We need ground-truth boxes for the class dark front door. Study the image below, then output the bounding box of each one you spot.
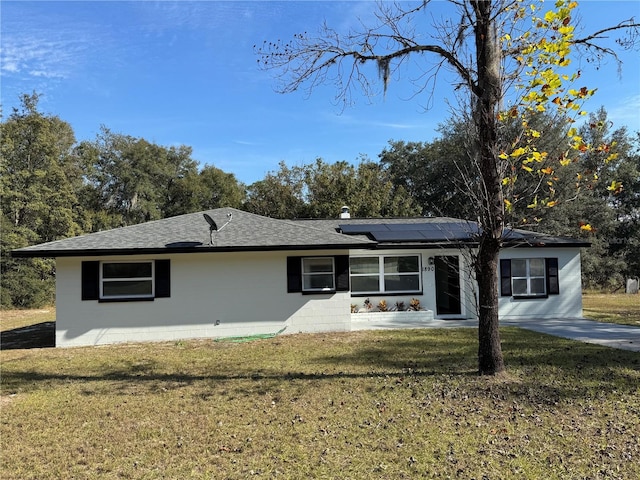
[435,256,461,315]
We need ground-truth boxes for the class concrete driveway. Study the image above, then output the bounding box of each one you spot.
[501,317,640,352]
[352,316,640,352]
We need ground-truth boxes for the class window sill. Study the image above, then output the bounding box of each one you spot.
[98,297,155,303]
[302,290,337,295]
[512,294,548,300]
[351,292,423,298]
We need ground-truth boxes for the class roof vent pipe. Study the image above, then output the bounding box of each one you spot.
[340,206,351,219]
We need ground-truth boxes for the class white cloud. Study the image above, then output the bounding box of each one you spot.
[608,94,640,131]
[2,23,85,80]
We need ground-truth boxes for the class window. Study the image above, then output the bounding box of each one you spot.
[302,257,335,292]
[101,261,154,299]
[500,258,559,298]
[350,255,421,294]
[511,258,545,296]
[286,256,349,294]
[81,260,171,302]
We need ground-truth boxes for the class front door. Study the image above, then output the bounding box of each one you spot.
[434,256,461,315]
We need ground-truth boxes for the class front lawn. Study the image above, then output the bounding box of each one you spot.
[0,307,55,331]
[2,328,639,479]
[583,293,640,326]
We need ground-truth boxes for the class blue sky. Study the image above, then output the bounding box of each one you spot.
[2,1,639,185]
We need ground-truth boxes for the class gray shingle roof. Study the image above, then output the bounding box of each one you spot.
[12,208,375,258]
[12,208,589,259]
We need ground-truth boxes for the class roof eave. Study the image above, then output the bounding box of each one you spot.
[11,242,378,258]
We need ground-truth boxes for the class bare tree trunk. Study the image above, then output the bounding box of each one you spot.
[472,0,505,375]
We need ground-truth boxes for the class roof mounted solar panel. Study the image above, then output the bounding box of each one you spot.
[502,228,531,240]
[339,224,390,234]
[383,223,434,231]
[371,230,426,242]
[339,221,482,242]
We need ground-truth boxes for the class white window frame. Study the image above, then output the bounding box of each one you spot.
[301,257,335,292]
[511,258,546,297]
[100,260,155,300]
[350,255,421,294]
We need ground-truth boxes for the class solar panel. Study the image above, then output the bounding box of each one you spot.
[339,224,390,234]
[502,228,531,240]
[371,230,426,242]
[383,223,435,231]
[340,221,482,242]
[435,223,478,239]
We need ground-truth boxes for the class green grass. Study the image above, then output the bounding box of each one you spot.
[2,328,639,479]
[0,307,55,331]
[583,293,640,326]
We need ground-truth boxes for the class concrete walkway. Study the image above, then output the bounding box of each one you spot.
[352,316,640,352]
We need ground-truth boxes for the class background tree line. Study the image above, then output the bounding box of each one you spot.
[2,93,638,308]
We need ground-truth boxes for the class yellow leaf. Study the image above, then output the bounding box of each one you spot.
[529,151,544,162]
[546,200,558,208]
[606,180,623,194]
[504,199,513,213]
[540,167,554,175]
[522,164,533,173]
[511,147,527,157]
[580,223,593,232]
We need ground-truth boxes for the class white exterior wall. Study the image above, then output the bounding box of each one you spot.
[55,250,351,347]
[54,246,584,347]
[498,247,583,319]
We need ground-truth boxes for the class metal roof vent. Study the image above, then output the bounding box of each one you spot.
[340,206,351,219]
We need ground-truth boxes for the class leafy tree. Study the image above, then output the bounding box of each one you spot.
[350,160,421,218]
[244,161,308,218]
[244,158,421,218]
[256,1,639,374]
[163,165,245,217]
[78,128,199,226]
[381,139,469,219]
[536,108,640,290]
[383,108,639,289]
[0,93,84,307]
[304,158,421,218]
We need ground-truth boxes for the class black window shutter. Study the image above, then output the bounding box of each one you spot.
[155,259,171,298]
[335,255,350,291]
[499,259,512,296]
[546,257,559,295]
[287,257,302,293]
[81,261,100,300]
